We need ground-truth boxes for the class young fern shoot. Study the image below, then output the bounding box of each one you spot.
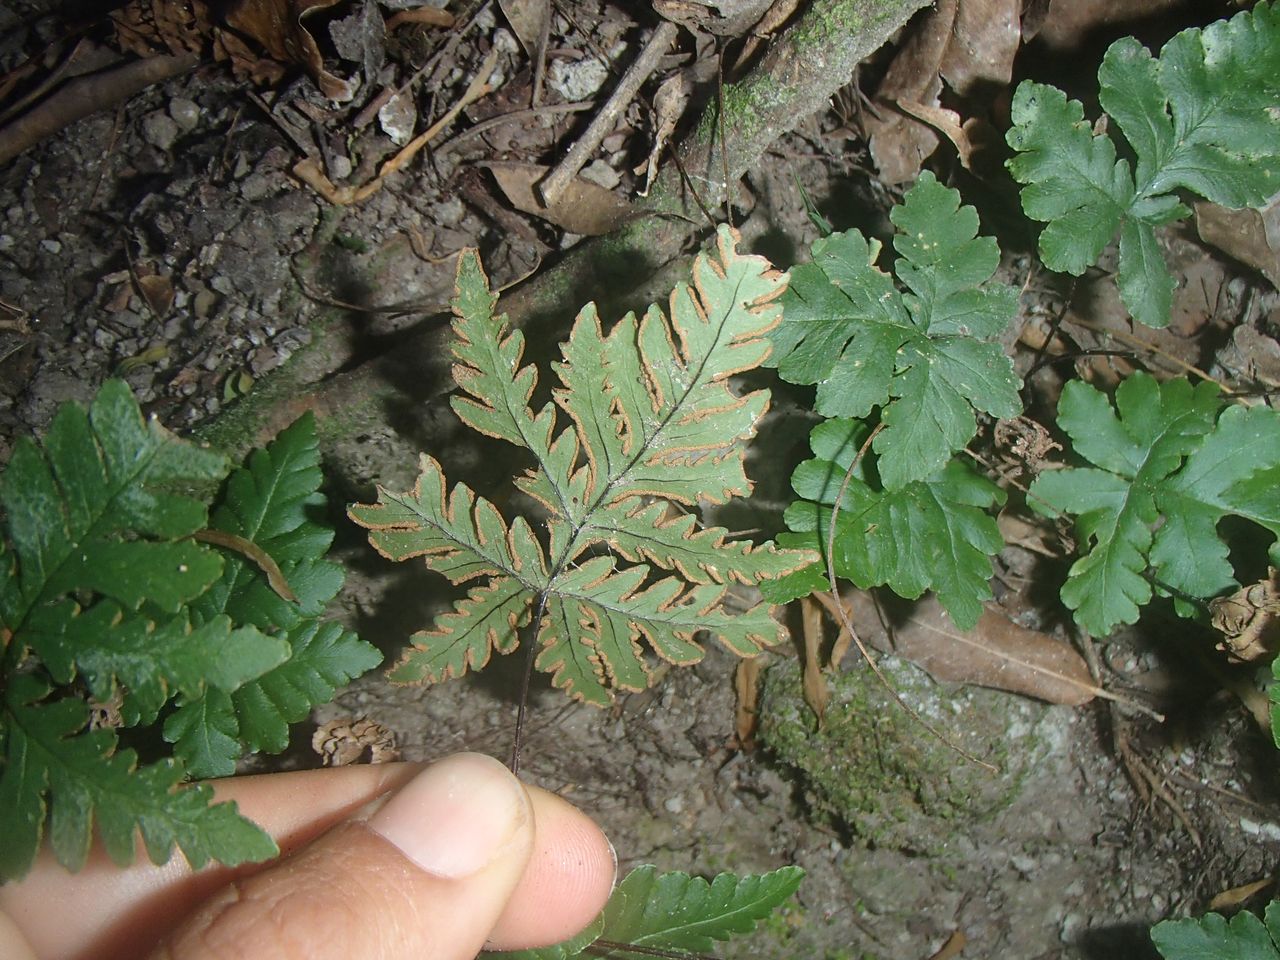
[349,226,813,725]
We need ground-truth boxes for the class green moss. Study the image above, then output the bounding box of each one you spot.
[759,656,1048,854]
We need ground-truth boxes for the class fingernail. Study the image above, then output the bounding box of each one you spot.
[368,753,528,879]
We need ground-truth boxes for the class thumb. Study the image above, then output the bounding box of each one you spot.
[153,753,534,960]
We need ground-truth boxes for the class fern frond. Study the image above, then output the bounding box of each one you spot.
[487,865,804,960]
[0,386,378,879]
[174,414,381,777]
[0,380,228,625]
[351,226,814,704]
[1,676,276,880]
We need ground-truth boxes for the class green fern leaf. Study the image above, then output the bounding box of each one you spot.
[1007,1,1280,327]
[0,384,375,878]
[0,676,276,879]
[487,865,804,960]
[194,413,347,628]
[1151,900,1280,959]
[765,172,1021,490]
[230,620,381,757]
[351,226,812,705]
[177,414,381,777]
[765,418,1006,629]
[0,379,228,624]
[163,688,242,780]
[1150,405,1280,600]
[1028,373,1279,636]
[28,602,288,727]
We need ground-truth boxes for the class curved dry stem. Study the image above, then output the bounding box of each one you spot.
[820,421,999,774]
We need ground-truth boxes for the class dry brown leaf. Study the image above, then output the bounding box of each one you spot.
[886,596,1099,705]
[1210,569,1280,663]
[136,272,174,317]
[1207,877,1275,912]
[1215,322,1280,393]
[926,930,967,960]
[1033,0,1183,52]
[221,0,353,101]
[734,656,764,748]
[1195,195,1280,289]
[864,0,1021,181]
[312,715,399,766]
[498,0,550,59]
[864,0,953,183]
[800,595,830,724]
[113,0,212,57]
[653,0,775,37]
[938,0,1020,96]
[637,71,688,197]
[486,161,633,235]
[894,98,974,170]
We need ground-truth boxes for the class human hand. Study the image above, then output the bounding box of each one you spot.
[0,753,617,960]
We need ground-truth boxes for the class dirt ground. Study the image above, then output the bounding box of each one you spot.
[2,1,1279,958]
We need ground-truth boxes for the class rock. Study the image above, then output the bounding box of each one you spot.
[142,110,180,151]
[758,656,1054,854]
[548,56,609,101]
[168,97,200,132]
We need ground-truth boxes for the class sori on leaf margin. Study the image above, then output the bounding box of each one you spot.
[349,225,816,707]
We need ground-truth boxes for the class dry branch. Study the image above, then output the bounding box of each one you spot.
[0,52,198,166]
[202,0,932,466]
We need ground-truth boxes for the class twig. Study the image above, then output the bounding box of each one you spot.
[1078,633,1201,847]
[293,47,499,205]
[0,51,199,165]
[435,100,593,155]
[1066,314,1238,397]
[385,7,455,29]
[538,20,678,204]
[531,0,551,108]
[818,423,999,772]
[1023,269,1075,380]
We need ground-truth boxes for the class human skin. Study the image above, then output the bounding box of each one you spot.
[0,755,617,960]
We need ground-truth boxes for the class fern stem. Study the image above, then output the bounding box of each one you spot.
[587,939,721,960]
[820,421,999,774]
[509,588,552,776]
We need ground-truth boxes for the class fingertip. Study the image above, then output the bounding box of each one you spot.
[488,788,618,951]
[154,754,537,960]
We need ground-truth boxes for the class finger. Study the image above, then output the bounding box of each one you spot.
[489,785,616,951]
[155,752,529,960]
[1,758,614,960]
[1,764,420,960]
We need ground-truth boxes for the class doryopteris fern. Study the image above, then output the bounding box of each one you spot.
[764,172,1022,492]
[1007,0,1280,328]
[349,225,812,707]
[758,174,1018,628]
[0,382,379,881]
[1151,900,1280,959]
[488,864,804,960]
[1030,373,1280,637]
[763,418,1007,631]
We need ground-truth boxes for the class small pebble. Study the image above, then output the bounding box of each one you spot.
[168,97,199,132]
[579,160,620,190]
[548,57,608,101]
[142,110,180,151]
